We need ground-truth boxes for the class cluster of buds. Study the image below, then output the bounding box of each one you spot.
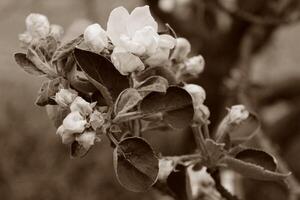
[55,89,104,149]
[19,13,63,48]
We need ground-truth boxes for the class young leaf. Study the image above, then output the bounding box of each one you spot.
[220,156,290,182]
[135,66,177,85]
[140,86,194,129]
[113,137,159,192]
[73,48,129,102]
[235,149,277,172]
[114,88,142,116]
[51,34,83,63]
[136,76,169,97]
[35,77,67,106]
[204,139,225,168]
[14,53,45,76]
[70,141,91,158]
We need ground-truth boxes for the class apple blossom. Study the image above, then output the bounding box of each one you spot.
[157,158,175,182]
[84,23,108,53]
[227,105,249,124]
[75,131,99,150]
[55,88,78,107]
[171,37,191,61]
[158,0,176,13]
[183,84,206,107]
[111,46,145,75]
[184,55,205,76]
[60,111,87,135]
[25,13,50,38]
[49,24,64,40]
[70,96,94,116]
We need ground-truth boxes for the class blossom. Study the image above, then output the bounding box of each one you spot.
[227,105,249,124]
[158,158,175,182]
[111,46,145,75]
[49,24,64,40]
[158,0,176,13]
[171,37,191,61]
[25,13,50,38]
[55,88,78,107]
[70,97,94,116]
[184,55,205,76]
[75,131,99,150]
[89,110,105,130]
[183,84,206,107]
[61,111,87,135]
[84,23,108,53]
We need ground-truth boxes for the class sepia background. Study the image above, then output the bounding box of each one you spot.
[1,0,300,199]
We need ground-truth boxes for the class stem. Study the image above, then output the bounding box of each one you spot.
[113,111,145,123]
[132,119,141,137]
[203,123,210,139]
[107,132,119,146]
[191,124,209,159]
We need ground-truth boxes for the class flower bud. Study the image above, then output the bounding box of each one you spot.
[89,110,105,130]
[25,13,50,38]
[55,88,78,107]
[84,23,108,53]
[171,37,191,61]
[56,125,75,144]
[183,84,206,107]
[111,47,145,75]
[62,111,87,135]
[70,97,94,116]
[18,32,33,48]
[193,104,210,123]
[158,0,176,13]
[75,131,99,150]
[227,105,249,124]
[184,55,205,76]
[158,158,175,182]
[50,24,64,40]
[145,48,170,66]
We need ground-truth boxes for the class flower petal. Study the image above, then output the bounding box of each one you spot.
[158,34,175,49]
[107,6,130,46]
[127,5,158,36]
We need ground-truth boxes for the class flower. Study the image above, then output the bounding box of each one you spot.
[227,105,249,124]
[61,111,87,135]
[171,37,191,61]
[89,110,105,130]
[158,158,175,182]
[70,97,94,116]
[84,23,108,53]
[25,13,50,38]
[75,131,100,150]
[49,24,64,40]
[183,84,206,107]
[158,0,176,13]
[111,46,145,75]
[55,88,78,107]
[184,55,205,76]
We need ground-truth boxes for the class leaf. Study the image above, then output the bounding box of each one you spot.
[27,47,57,78]
[235,149,277,172]
[37,36,58,61]
[74,48,129,104]
[215,113,260,146]
[51,34,83,63]
[113,137,159,192]
[204,139,225,167]
[14,53,45,76]
[136,76,169,97]
[140,86,194,129]
[135,66,177,85]
[114,88,142,116]
[70,141,91,158]
[35,77,67,106]
[220,156,290,182]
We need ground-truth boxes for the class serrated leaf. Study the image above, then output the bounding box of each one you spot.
[220,156,289,181]
[204,139,225,167]
[70,141,91,158]
[136,76,168,97]
[140,86,194,129]
[14,53,45,76]
[235,149,277,171]
[52,35,83,63]
[113,137,159,192]
[114,88,142,116]
[135,66,177,85]
[216,113,260,146]
[74,48,129,105]
[35,77,67,106]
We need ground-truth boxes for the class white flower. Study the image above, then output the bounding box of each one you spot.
[184,55,205,76]
[171,37,191,61]
[89,110,105,130]
[49,24,64,40]
[25,13,50,38]
[107,6,159,56]
[158,158,175,182]
[159,0,176,13]
[183,84,206,107]
[111,46,145,75]
[193,104,210,123]
[55,88,78,107]
[70,97,94,116]
[75,131,99,150]
[227,105,249,124]
[84,23,108,53]
[62,111,87,135]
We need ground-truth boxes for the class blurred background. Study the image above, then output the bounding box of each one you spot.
[1,0,300,199]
